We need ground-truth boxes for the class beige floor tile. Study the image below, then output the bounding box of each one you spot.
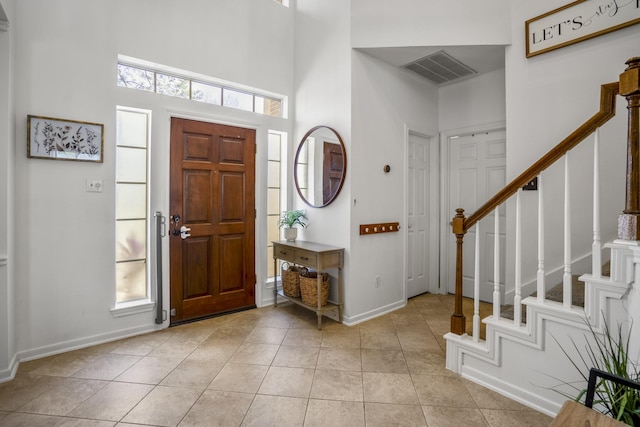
[17,377,107,416]
[397,330,441,352]
[310,369,363,401]
[403,350,452,376]
[321,328,361,348]
[362,372,419,405]
[272,345,319,369]
[422,406,489,427]
[207,324,255,341]
[55,418,116,426]
[146,337,202,359]
[67,381,153,421]
[179,390,253,427]
[0,374,59,411]
[70,354,141,381]
[109,333,172,356]
[0,412,63,426]
[304,399,365,427]
[360,329,401,350]
[115,356,182,384]
[282,328,323,347]
[27,351,103,377]
[160,358,223,389]
[481,409,553,426]
[258,366,314,398]
[412,374,477,407]
[241,394,307,427]
[464,379,531,410]
[365,402,427,426]
[361,349,408,374]
[316,347,362,371]
[229,343,279,365]
[188,338,241,363]
[243,327,287,344]
[254,310,295,329]
[121,385,202,426]
[208,363,268,393]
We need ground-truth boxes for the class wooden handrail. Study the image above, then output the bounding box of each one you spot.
[449,80,619,336]
[464,81,619,232]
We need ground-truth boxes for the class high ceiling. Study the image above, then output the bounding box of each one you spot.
[358,45,506,86]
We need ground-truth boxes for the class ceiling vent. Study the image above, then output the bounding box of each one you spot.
[403,50,477,85]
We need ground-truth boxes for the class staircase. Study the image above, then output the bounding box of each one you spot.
[444,57,640,417]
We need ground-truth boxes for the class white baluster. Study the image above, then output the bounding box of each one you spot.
[514,190,522,326]
[537,174,545,303]
[473,222,481,342]
[563,153,573,309]
[592,129,602,278]
[493,207,501,319]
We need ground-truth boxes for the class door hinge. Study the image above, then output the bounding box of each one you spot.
[170,308,176,316]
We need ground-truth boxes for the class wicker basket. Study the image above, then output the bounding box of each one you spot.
[281,263,301,298]
[299,271,329,307]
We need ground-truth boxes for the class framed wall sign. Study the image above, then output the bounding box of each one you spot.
[526,0,640,58]
[27,115,104,162]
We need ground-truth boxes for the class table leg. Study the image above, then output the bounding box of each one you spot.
[273,257,278,307]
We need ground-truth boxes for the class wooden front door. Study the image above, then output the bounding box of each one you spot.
[169,118,256,324]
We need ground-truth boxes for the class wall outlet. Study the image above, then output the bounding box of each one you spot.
[375,275,381,288]
[86,179,103,192]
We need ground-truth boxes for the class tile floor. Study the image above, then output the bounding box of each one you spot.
[0,293,553,426]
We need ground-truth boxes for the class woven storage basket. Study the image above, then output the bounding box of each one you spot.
[299,271,329,307]
[281,263,301,298]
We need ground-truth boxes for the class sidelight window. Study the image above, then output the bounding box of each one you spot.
[267,130,286,279]
[115,107,151,306]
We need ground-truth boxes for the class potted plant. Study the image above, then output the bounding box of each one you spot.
[553,317,640,425]
[279,210,308,242]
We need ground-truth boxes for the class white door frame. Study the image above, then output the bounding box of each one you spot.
[439,121,506,296]
[404,125,440,298]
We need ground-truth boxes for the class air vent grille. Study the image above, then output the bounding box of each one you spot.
[403,50,477,84]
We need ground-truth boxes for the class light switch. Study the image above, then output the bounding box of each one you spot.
[86,179,103,193]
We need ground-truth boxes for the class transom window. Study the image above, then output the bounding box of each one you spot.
[117,60,285,118]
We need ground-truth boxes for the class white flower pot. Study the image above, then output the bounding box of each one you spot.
[283,228,298,242]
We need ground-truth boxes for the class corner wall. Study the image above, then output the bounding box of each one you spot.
[0,0,16,380]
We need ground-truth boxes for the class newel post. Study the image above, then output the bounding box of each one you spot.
[451,208,467,335]
[619,57,640,240]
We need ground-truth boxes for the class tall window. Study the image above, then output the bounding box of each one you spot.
[267,131,285,279]
[115,107,151,304]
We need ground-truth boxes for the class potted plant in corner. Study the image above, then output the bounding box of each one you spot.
[279,209,308,242]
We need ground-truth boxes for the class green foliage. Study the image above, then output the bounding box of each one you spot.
[278,210,308,229]
[554,317,640,425]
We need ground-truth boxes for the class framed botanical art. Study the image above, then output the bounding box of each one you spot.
[27,115,104,163]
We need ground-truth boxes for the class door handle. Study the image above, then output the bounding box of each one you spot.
[180,225,191,239]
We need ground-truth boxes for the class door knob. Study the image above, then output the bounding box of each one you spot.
[180,225,191,240]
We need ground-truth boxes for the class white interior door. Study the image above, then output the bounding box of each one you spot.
[407,132,432,298]
[447,129,506,301]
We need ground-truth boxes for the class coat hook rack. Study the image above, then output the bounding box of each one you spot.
[360,222,400,235]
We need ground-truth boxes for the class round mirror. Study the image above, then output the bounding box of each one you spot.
[294,126,347,208]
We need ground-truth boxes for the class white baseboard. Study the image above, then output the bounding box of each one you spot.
[341,299,406,326]
[0,323,162,383]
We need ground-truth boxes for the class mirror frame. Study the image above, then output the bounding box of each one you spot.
[294,125,347,208]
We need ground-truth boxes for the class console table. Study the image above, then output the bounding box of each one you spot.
[272,240,344,329]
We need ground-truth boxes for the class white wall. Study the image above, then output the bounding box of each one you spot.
[351,0,511,48]
[9,0,293,374]
[438,68,506,132]
[0,0,16,380]
[292,0,352,306]
[348,51,439,321]
[504,2,635,292]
